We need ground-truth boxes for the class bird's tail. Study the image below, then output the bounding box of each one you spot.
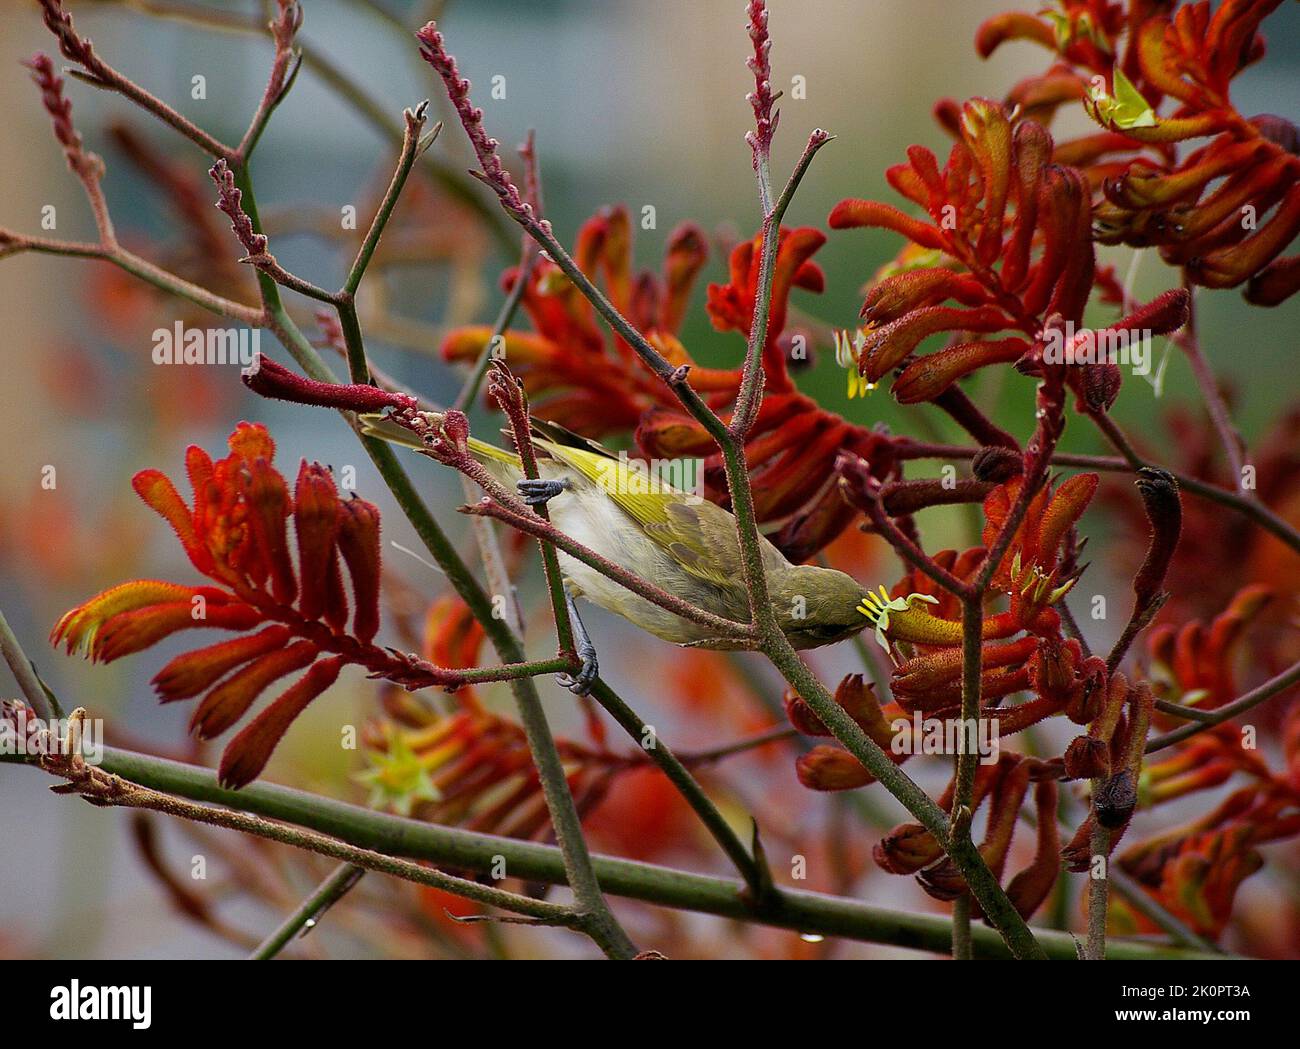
[358,411,522,472]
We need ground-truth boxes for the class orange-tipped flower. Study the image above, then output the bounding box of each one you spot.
[50,423,412,788]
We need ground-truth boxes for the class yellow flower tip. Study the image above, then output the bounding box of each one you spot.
[1047,574,1080,605]
[1014,563,1080,607]
[50,580,205,662]
[846,370,876,400]
[857,589,943,652]
[837,328,879,400]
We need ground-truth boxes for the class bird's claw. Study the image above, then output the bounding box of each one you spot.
[517,477,570,506]
[558,586,598,695]
[557,654,597,696]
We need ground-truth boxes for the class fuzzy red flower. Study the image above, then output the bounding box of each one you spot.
[979,0,1300,302]
[831,96,1189,410]
[51,423,457,789]
[442,206,723,435]
[443,207,900,560]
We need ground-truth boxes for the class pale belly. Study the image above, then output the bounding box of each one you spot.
[479,456,736,645]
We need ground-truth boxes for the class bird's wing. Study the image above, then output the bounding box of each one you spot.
[361,412,743,587]
[528,417,620,460]
[537,438,740,588]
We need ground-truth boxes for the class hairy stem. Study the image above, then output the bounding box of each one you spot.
[42,753,580,928]
[1085,813,1109,960]
[760,633,1047,958]
[463,499,756,640]
[587,678,766,899]
[950,596,984,958]
[238,172,638,958]
[251,862,365,960]
[0,608,54,721]
[896,439,1300,557]
[1178,283,1248,492]
[10,744,1217,958]
[730,129,832,439]
[1145,657,1300,753]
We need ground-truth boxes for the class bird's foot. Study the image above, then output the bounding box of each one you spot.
[517,477,571,507]
[557,588,598,695]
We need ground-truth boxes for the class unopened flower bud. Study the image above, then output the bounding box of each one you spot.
[873,822,943,874]
[242,354,417,413]
[783,690,830,737]
[795,745,872,791]
[834,452,882,511]
[972,445,1024,482]
[1081,361,1122,413]
[1064,734,1110,780]
[1132,466,1182,608]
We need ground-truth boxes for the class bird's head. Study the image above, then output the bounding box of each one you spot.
[773,564,873,650]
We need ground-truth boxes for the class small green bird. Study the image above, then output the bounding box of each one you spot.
[363,411,869,692]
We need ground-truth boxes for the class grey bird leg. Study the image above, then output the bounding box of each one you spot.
[516,476,571,506]
[557,585,598,696]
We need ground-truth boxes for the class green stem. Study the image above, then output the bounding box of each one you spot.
[344,106,435,296]
[1145,657,1300,753]
[452,657,575,683]
[251,862,365,960]
[679,726,797,765]
[238,174,637,958]
[336,299,373,385]
[100,0,518,252]
[953,600,985,816]
[950,597,985,959]
[1178,284,1248,492]
[452,251,535,412]
[63,60,232,159]
[730,130,831,438]
[464,120,1044,959]
[354,396,634,958]
[491,379,577,657]
[1086,812,1109,960]
[897,439,1300,558]
[0,234,264,326]
[587,678,765,899]
[951,895,973,961]
[1028,797,1224,954]
[1107,862,1222,955]
[0,607,53,721]
[761,633,1047,959]
[465,499,755,639]
[266,328,637,956]
[718,441,779,633]
[43,758,579,930]
[23,745,1218,959]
